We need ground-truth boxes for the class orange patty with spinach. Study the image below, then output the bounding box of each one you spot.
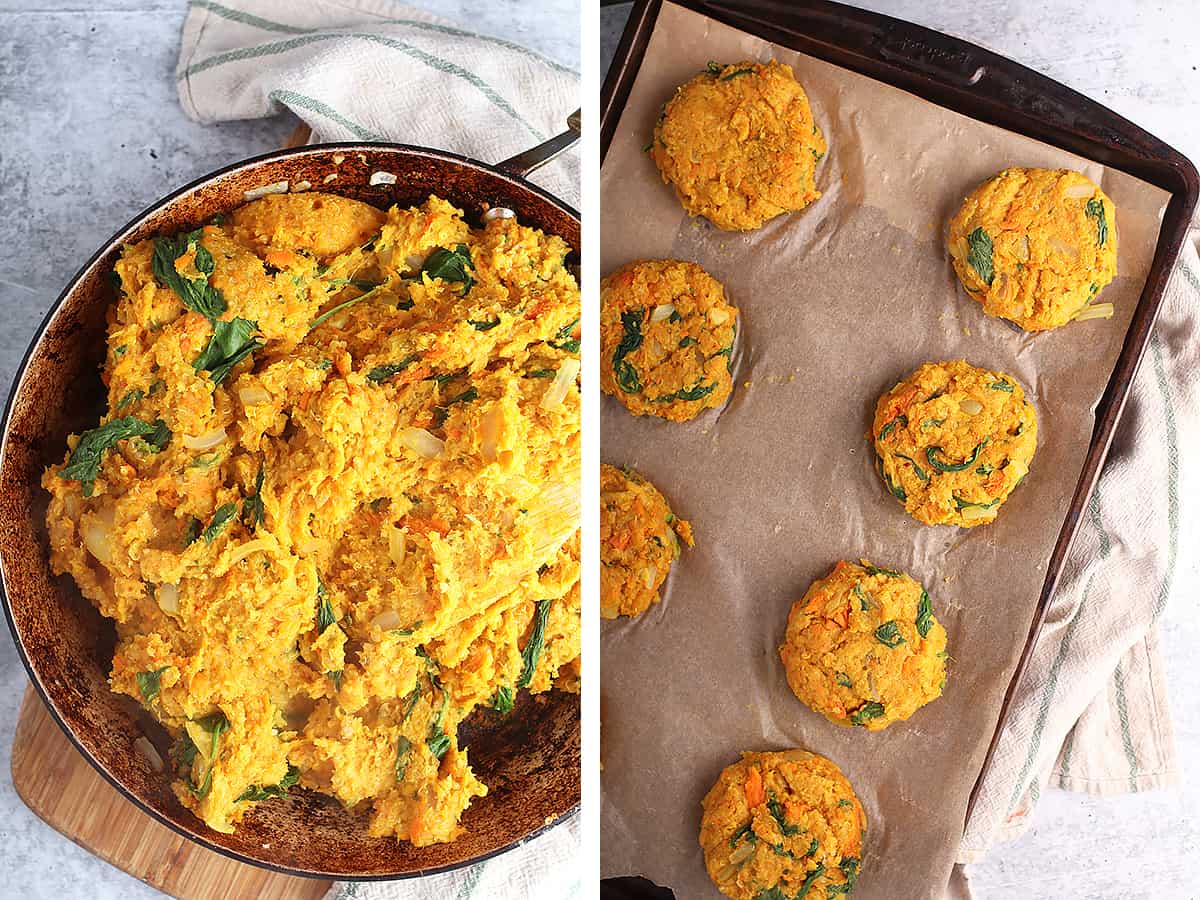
[779,560,947,731]
[600,259,737,422]
[650,60,827,231]
[600,463,693,618]
[699,749,865,900]
[948,167,1117,331]
[872,360,1037,527]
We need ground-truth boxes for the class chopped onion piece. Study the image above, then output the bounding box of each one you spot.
[1047,235,1078,258]
[238,386,271,406]
[399,427,444,458]
[323,173,338,184]
[708,307,730,325]
[404,254,426,271]
[157,583,180,615]
[83,510,114,565]
[479,405,505,463]
[332,153,346,164]
[650,303,676,323]
[243,180,289,201]
[388,526,407,567]
[228,539,272,565]
[961,505,996,521]
[134,736,164,772]
[1065,183,1095,199]
[291,180,312,192]
[369,171,397,186]
[371,609,403,630]
[299,538,325,555]
[995,272,1013,301]
[185,721,215,762]
[540,357,581,410]
[1073,302,1115,322]
[642,566,657,589]
[183,427,227,450]
[1015,234,1030,261]
[483,207,515,222]
[959,398,984,415]
[729,840,756,865]
[715,863,739,883]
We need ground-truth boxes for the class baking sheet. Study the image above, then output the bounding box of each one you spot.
[599,3,1171,898]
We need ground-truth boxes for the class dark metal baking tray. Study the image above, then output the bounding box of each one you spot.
[600,0,1198,895]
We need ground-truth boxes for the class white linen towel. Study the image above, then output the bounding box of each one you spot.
[954,225,1200,891]
[177,0,579,206]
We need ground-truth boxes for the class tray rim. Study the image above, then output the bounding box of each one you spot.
[600,0,1199,883]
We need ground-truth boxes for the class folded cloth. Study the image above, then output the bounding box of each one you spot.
[174,3,580,898]
[176,0,579,207]
[955,225,1200,885]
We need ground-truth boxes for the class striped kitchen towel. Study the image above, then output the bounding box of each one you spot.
[174,3,580,899]
[953,224,1200,884]
[176,0,579,207]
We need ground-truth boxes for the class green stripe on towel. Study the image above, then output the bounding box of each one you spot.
[454,859,488,899]
[1111,660,1141,790]
[189,0,308,33]
[1150,331,1180,624]
[188,0,575,74]
[266,89,383,140]
[181,32,545,140]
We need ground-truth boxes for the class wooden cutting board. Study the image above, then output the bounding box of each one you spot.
[11,686,332,899]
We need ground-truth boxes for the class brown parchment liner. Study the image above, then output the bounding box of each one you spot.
[599,3,1170,899]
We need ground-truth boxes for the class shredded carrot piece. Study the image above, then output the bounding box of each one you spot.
[983,470,1006,494]
[409,816,426,842]
[403,517,451,538]
[744,767,765,808]
[883,385,919,423]
[525,299,554,319]
[265,249,298,268]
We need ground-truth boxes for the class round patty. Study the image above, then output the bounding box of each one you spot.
[779,559,948,731]
[872,360,1038,527]
[650,60,827,231]
[600,260,738,422]
[948,167,1118,331]
[699,749,866,900]
[600,464,694,618]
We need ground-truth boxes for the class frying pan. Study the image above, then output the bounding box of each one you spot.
[0,127,580,879]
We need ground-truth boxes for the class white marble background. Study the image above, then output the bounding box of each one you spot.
[0,1,576,897]
[602,2,1200,899]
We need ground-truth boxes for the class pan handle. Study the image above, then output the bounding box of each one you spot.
[497,109,581,179]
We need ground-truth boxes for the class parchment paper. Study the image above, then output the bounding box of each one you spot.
[599,4,1171,899]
